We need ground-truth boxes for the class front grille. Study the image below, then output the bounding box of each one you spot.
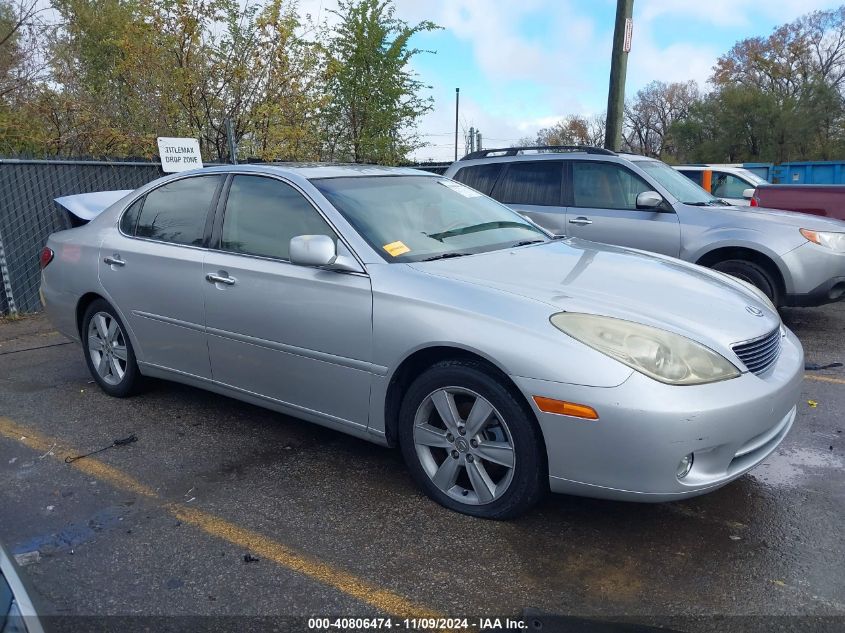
[731,327,782,375]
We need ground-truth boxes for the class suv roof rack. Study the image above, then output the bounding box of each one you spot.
[460,145,617,160]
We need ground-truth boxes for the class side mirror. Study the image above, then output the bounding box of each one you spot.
[742,188,755,199]
[289,235,362,273]
[636,191,663,209]
[290,234,336,267]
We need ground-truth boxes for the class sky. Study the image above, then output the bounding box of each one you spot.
[296,0,844,162]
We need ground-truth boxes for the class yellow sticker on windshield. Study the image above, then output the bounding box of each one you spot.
[383,240,411,257]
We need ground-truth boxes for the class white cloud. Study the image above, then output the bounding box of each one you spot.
[400,0,605,160]
[626,25,719,92]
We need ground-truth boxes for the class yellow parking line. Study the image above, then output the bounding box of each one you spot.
[169,504,438,618]
[0,417,156,498]
[805,374,845,385]
[0,416,441,619]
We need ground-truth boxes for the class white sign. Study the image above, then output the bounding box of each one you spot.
[623,18,633,53]
[157,137,203,173]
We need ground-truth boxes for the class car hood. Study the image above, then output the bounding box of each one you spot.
[694,203,845,231]
[409,239,781,354]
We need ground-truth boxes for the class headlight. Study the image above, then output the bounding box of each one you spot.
[731,277,778,313]
[800,228,845,252]
[550,313,741,385]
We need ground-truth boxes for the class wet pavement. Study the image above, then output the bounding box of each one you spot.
[0,307,843,632]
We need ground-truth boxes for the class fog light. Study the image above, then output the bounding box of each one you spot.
[677,453,694,479]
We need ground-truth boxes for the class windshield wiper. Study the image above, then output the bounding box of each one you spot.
[421,252,473,262]
[683,200,728,207]
[511,239,545,247]
[427,221,533,241]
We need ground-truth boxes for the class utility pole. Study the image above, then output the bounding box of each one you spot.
[604,0,634,152]
[454,88,460,161]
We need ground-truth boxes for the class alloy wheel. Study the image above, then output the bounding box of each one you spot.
[413,387,516,505]
[87,311,128,386]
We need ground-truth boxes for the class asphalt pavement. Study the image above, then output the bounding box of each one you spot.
[0,306,843,633]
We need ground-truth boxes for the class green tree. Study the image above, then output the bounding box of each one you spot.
[0,0,50,155]
[322,0,439,164]
[10,0,328,160]
[665,5,845,164]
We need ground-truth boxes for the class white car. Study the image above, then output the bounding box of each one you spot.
[674,165,768,206]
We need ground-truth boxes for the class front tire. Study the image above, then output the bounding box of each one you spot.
[398,360,546,519]
[712,259,780,306]
[82,299,143,397]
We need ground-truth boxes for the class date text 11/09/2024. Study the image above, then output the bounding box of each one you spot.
[307,618,528,630]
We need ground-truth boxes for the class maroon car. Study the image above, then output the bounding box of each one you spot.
[751,184,845,221]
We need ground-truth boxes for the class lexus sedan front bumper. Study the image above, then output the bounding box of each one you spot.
[513,327,804,501]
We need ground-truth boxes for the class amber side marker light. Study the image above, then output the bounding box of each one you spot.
[533,396,599,420]
[800,228,822,244]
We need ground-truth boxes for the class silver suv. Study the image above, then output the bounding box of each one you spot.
[444,146,845,307]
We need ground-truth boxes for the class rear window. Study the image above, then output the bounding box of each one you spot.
[451,164,504,195]
[119,197,144,235]
[492,161,562,206]
[136,175,222,246]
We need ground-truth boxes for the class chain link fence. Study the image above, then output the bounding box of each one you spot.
[0,159,165,314]
[0,158,454,315]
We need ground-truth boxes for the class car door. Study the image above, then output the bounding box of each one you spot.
[490,161,566,234]
[565,160,681,257]
[100,174,224,379]
[203,174,373,429]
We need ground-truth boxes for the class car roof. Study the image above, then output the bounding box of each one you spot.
[453,152,632,167]
[448,148,658,169]
[196,163,434,180]
[673,164,746,170]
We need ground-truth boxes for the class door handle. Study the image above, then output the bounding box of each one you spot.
[569,217,593,226]
[103,255,125,266]
[206,273,236,286]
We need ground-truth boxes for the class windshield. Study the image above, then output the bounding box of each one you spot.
[635,160,721,205]
[311,176,549,262]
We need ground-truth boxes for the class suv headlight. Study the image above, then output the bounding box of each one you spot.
[551,313,741,385]
[800,228,845,252]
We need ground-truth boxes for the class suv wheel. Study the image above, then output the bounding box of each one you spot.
[712,259,780,306]
[398,360,546,519]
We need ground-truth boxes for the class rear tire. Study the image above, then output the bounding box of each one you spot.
[82,299,143,397]
[398,360,546,519]
[712,259,780,306]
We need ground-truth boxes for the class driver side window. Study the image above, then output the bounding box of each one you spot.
[220,175,337,261]
[711,172,750,199]
[571,162,652,210]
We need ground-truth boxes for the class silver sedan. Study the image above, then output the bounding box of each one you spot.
[40,165,803,518]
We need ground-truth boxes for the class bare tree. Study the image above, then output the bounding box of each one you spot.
[0,0,49,100]
[623,80,700,158]
[795,7,845,90]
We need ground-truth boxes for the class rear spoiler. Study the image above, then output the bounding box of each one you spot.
[54,190,134,221]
